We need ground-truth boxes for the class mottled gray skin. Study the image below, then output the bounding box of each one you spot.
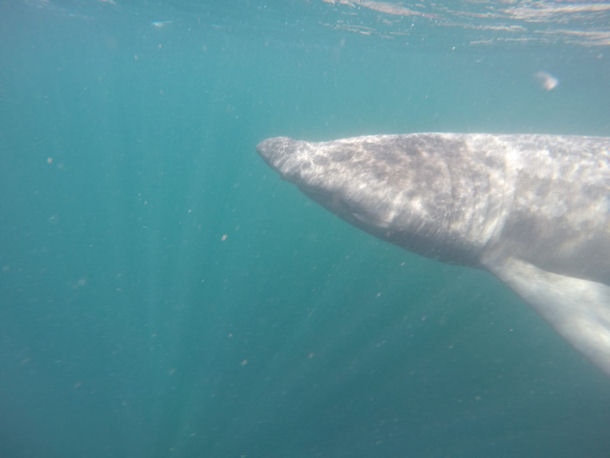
[258,134,609,285]
[257,133,610,375]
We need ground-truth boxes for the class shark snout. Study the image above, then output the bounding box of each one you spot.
[256,137,291,161]
[256,138,275,161]
[256,137,301,176]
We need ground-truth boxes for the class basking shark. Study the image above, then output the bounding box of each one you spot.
[257,133,610,376]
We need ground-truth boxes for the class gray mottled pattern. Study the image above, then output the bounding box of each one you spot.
[258,133,609,283]
[257,132,610,376]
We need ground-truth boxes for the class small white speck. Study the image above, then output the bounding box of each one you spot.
[534,71,559,91]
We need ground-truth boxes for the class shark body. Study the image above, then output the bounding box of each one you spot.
[257,133,610,376]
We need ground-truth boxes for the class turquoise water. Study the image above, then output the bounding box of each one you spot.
[1,1,610,457]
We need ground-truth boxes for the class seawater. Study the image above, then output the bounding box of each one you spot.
[1,1,609,457]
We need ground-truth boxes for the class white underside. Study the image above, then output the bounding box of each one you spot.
[486,257,610,376]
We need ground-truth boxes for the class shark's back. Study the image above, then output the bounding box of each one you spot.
[473,134,610,286]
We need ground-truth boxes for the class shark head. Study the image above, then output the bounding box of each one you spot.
[257,134,491,264]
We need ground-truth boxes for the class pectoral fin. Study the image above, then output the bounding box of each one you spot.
[487,257,610,376]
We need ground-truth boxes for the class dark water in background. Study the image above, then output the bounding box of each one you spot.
[1,1,610,457]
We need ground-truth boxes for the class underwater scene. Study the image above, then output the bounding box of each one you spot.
[1,1,610,457]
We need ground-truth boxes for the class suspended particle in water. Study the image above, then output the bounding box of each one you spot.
[534,71,559,91]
